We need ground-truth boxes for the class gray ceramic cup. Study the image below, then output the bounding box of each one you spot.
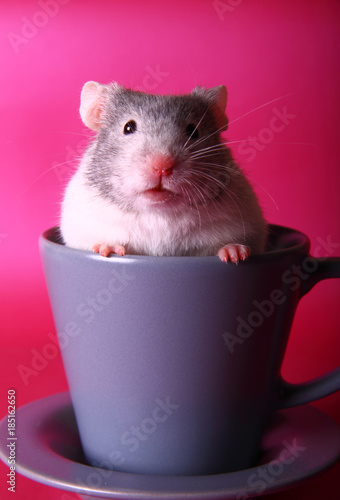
[40,224,340,476]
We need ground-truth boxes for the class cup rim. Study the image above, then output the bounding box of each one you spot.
[40,224,311,263]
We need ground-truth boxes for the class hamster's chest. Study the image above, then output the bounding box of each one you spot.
[99,208,203,256]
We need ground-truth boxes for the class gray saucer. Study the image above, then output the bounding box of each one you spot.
[0,392,339,499]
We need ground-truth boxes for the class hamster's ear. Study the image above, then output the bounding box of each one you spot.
[79,81,106,131]
[192,85,229,132]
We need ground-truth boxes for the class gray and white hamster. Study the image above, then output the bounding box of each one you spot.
[60,81,267,263]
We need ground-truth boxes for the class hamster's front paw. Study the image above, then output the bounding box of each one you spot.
[93,243,126,257]
[217,244,251,264]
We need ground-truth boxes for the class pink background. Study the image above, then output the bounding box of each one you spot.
[0,0,339,498]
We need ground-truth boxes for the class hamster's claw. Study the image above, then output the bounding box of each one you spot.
[217,244,251,264]
[93,244,126,257]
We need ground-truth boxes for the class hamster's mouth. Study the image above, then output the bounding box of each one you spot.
[142,187,178,203]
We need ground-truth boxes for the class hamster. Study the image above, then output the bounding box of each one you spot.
[60,81,267,263]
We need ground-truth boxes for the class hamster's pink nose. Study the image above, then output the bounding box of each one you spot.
[151,155,174,176]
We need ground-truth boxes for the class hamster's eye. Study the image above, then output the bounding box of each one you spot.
[186,123,199,140]
[124,120,137,135]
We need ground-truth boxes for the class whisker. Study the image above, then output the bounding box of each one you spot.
[184,174,234,219]
[220,187,248,241]
[186,161,238,181]
[226,139,314,147]
[229,94,291,126]
[187,169,228,192]
[183,109,209,150]
[19,160,77,197]
[189,143,227,157]
[179,166,251,242]
[186,121,229,151]
[225,139,259,145]
[186,166,251,240]
[248,178,279,211]
[179,179,205,226]
[190,149,226,161]
[182,177,211,207]
[194,163,236,178]
[53,129,93,137]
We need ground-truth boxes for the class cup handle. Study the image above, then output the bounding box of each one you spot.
[276,257,340,409]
